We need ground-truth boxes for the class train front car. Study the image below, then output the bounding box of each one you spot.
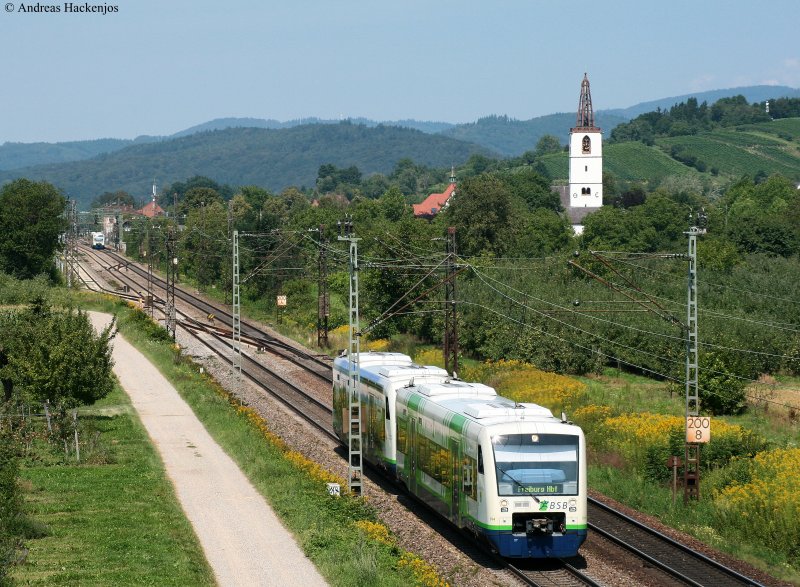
[396,381,587,559]
[482,417,587,557]
[332,351,449,476]
[91,232,105,250]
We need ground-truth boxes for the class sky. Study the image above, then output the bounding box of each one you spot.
[1,0,798,143]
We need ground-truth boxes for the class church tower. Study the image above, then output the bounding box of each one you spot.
[569,73,602,208]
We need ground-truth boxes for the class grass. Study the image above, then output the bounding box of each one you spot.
[575,369,800,584]
[588,466,800,584]
[12,384,215,586]
[74,296,440,587]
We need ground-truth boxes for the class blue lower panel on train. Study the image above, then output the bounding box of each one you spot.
[485,529,587,558]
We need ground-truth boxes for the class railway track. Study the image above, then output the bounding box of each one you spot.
[587,499,763,586]
[81,245,332,384]
[507,559,601,586]
[76,245,768,587]
[77,246,336,439]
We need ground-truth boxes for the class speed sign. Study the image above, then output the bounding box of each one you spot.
[686,416,711,443]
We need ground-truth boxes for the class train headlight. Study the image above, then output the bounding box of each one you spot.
[500,500,508,507]
[530,434,539,443]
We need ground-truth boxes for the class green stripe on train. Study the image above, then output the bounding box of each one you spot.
[448,413,466,434]
[407,393,424,413]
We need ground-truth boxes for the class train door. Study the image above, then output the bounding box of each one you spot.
[363,394,373,457]
[449,437,460,524]
[409,417,418,494]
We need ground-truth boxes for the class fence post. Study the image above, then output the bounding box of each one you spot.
[72,409,80,463]
[44,401,52,433]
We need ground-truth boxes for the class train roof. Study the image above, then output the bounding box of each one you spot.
[400,381,563,430]
[334,353,449,386]
[335,351,413,369]
[414,379,497,399]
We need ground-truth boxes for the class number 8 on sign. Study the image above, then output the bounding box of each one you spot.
[686,416,711,443]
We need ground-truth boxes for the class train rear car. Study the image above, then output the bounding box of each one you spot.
[396,381,587,558]
[332,351,449,475]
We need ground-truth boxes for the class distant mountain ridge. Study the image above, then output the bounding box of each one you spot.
[2,84,797,171]
[172,117,455,137]
[0,123,492,208]
[601,85,800,119]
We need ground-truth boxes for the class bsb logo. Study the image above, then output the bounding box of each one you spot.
[538,501,549,511]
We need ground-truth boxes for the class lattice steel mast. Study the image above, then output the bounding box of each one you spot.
[684,210,706,502]
[338,216,362,496]
[444,226,459,375]
[232,229,242,390]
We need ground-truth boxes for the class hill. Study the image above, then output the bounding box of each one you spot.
[537,117,800,185]
[654,118,800,179]
[0,123,493,208]
[439,112,628,157]
[173,117,455,137]
[602,85,800,119]
[537,141,703,186]
[0,136,161,171]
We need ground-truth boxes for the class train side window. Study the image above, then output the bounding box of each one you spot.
[477,446,484,474]
[385,396,390,420]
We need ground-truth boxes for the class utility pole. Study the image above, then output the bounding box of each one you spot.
[317,224,329,348]
[338,215,362,496]
[145,224,154,319]
[165,228,177,340]
[232,229,242,394]
[65,200,78,288]
[444,226,459,375]
[684,210,706,503]
[114,212,121,252]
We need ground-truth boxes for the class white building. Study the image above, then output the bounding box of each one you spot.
[569,73,603,210]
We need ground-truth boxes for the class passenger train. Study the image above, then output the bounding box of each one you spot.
[333,351,587,558]
[90,232,105,250]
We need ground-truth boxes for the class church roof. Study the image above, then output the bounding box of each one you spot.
[413,183,456,218]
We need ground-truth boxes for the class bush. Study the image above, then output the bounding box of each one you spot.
[714,448,800,563]
[698,353,748,415]
[0,431,23,583]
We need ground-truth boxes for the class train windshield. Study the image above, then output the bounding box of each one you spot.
[492,434,579,496]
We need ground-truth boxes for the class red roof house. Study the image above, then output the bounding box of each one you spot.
[413,167,457,218]
[138,199,165,218]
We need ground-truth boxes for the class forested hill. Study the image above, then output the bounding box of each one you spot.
[0,123,493,208]
[172,117,455,137]
[440,112,628,156]
[0,136,161,171]
[602,84,800,119]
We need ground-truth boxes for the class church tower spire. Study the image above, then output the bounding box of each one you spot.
[573,73,597,130]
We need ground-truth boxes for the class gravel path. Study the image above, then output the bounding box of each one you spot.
[89,312,329,587]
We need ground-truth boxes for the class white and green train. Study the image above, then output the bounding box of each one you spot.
[333,352,587,558]
[332,352,449,474]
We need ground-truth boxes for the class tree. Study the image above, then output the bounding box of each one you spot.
[91,190,135,208]
[698,353,747,415]
[501,168,561,212]
[181,187,223,215]
[180,201,227,286]
[0,179,67,280]
[534,134,562,157]
[1,305,115,409]
[446,174,515,256]
[379,186,410,222]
